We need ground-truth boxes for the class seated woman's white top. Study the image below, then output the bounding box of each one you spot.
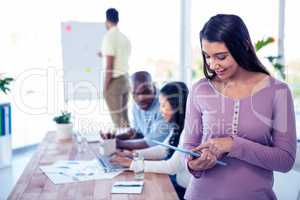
[130,132,191,188]
[134,134,170,160]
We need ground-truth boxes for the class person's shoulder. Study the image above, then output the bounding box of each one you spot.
[190,78,212,94]
[110,27,123,37]
[267,76,295,106]
[117,30,130,44]
[103,31,113,45]
[132,103,140,114]
[259,76,293,104]
[151,97,160,112]
[192,77,209,87]
[105,28,118,40]
[269,76,291,91]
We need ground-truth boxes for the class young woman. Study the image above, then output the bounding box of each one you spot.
[110,81,190,199]
[183,14,297,200]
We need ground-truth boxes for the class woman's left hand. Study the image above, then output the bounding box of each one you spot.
[194,137,234,158]
[110,155,132,168]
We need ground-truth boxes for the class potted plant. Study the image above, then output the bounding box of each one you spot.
[255,37,285,80]
[0,76,14,94]
[53,111,73,140]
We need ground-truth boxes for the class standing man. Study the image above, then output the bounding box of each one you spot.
[101,8,131,128]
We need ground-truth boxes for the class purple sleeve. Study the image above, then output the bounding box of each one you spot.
[183,84,204,178]
[228,85,297,172]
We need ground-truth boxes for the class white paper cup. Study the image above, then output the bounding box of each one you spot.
[99,138,116,156]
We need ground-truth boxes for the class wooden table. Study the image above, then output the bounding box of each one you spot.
[8,132,179,200]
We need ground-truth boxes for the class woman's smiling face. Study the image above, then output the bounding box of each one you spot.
[202,39,240,80]
[159,94,173,123]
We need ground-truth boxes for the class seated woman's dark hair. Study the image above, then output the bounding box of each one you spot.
[160,81,189,158]
[200,14,270,79]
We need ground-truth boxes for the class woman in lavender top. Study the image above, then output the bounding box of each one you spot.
[183,14,297,200]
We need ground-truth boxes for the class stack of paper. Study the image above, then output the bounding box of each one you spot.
[111,181,144,194]
[40,160,123,184]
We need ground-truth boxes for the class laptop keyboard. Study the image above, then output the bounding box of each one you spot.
[96,155,127,173]
[86,143,127,173]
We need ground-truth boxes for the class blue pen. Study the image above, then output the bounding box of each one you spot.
[152,140,227,166]
[114,184,143,187]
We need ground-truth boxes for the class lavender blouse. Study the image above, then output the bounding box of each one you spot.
[183,77,297,200]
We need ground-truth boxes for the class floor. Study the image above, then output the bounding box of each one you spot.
[0,145,37,200]
[1,145,300,200]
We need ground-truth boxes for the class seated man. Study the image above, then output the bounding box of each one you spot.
[116,71,172,150]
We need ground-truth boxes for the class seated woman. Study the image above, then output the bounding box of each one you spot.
[110,81,190,199]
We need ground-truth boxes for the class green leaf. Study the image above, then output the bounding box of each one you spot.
[53,111,72,124]
[255,37,275,52]
[0,77,14,94]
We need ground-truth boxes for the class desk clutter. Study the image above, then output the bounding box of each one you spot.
[9,132,178,199]
[40,159,145,194]
[40,159,123,184]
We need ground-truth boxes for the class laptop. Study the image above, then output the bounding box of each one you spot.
[96,154,128,173]
[87,144,128,173]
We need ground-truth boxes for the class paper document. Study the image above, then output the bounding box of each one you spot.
[40,160,123,184]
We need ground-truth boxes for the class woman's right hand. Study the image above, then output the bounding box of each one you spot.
[187,149,217,171]
[115,149,134,158]
[110,155,132,168]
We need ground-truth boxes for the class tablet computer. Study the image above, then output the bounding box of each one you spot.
[152,140,227,166]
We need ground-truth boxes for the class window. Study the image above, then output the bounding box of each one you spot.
[285,1,300,138]
[116,0,180,85]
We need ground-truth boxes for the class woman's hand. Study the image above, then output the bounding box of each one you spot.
[116,129,136,140]
[110,155,132,168]
[115,149,134,158]
[187,149,217,171]
[99,131,115,140]
[194,137,234,158]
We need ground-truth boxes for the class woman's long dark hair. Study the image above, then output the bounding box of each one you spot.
[200,14,270,79]
[160,81,189,158]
